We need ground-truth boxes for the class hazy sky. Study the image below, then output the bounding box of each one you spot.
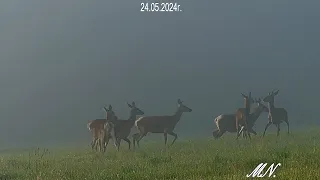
[0,0,319,147]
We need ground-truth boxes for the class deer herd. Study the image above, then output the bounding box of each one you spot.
[87,89,289,153]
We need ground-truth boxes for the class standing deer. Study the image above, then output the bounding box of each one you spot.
[132,99,192,148]
[262,90,289,137]
[105,101,144,151]
[235,92,254,139]
[213,98,268,139]
[87,105,117,152]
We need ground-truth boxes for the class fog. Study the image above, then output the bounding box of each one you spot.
[0,0,319,148]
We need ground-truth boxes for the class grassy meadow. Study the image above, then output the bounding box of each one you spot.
[1,130,320,180]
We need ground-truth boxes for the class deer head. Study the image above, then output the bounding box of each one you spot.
[127,101,144,117]
[177,99,192,112]
[263,89,279,104]
[241,92,254,106]
[255,98,269,112]
[103,105,117,122]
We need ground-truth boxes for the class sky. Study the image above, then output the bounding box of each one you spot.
[0,0,319,148]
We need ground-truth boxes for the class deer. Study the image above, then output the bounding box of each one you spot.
[105,101,144,151]
[262,89,289,137]
[213,98,269,139]
[87,105,118,152]
[235,92,254,139]
[132,99,192,148]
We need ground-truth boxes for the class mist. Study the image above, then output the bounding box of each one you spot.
[0,0,319,148]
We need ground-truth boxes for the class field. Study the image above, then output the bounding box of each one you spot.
[1,130,320,180]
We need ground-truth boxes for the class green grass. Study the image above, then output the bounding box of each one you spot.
[1,130,320,180]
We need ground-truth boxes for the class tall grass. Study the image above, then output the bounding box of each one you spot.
[1,131,320,179]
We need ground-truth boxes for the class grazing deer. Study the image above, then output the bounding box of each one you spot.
[87,105,117,152]
[262,90,289,137]
[235,92,254,139]
[105,101,144,151]
[213,98,268,139]
[132,99,192,148]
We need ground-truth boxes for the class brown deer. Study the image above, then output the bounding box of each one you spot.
[105,101,144,151]
[235,92,254,139]
[262,90,289,137]
[87,105,117,152]
[213,98,268,139]
[132,99,192,148]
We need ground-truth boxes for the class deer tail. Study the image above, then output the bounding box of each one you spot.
[87,122,92,131]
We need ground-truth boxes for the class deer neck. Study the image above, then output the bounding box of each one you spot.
[250,106,265,124]
[244,100,251,116]
[173,110,183,123]
[128,113,136,120]
[128,114,137,127]
[267,102,275,114]
[245,101,250,109]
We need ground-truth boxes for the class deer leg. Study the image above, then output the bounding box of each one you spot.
[93,138,99,151]
[263,122,272,137]
[164,131,168,146]
[277,124,280,136]
[237,126,244,139]
[243,130,247,139]
[122,137,131,150]
[242,129,245,139]
[102,137,108,153]
[97,138,101,152]
[240,127,247,139]
[247,128,251,139]
[101,139,105,152]
[243,115,250,139]
[236,129,241,139]
[245,130,250,139]
[104,135,111,152]
[132,133,139,148]
[99,138,105,152]
[249,128,257,135]
[111,134,118,149]
[236,120,241,139]
[136,133,147,148]
[284,116,289,134]
[168,132,178,146]
[217,130,225,138]
[240,125,250,139]
[100,134,105,153]
[239,126,244,139]
[116,138,121,151]
[91,137,97,150]
[95,139,99,151]
[212,130,219,138]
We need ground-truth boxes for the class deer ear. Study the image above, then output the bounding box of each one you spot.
[274,90,279,95]
[241,93,247,98]
[108,105,112,110]
[132,101,136,107]
[177,99,182,104]
[127,102,132,108]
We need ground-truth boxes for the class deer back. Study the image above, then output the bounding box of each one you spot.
[135,115,177,133]
[269,107,288,122]
[215,114,237,132]
[88,119,106,131]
